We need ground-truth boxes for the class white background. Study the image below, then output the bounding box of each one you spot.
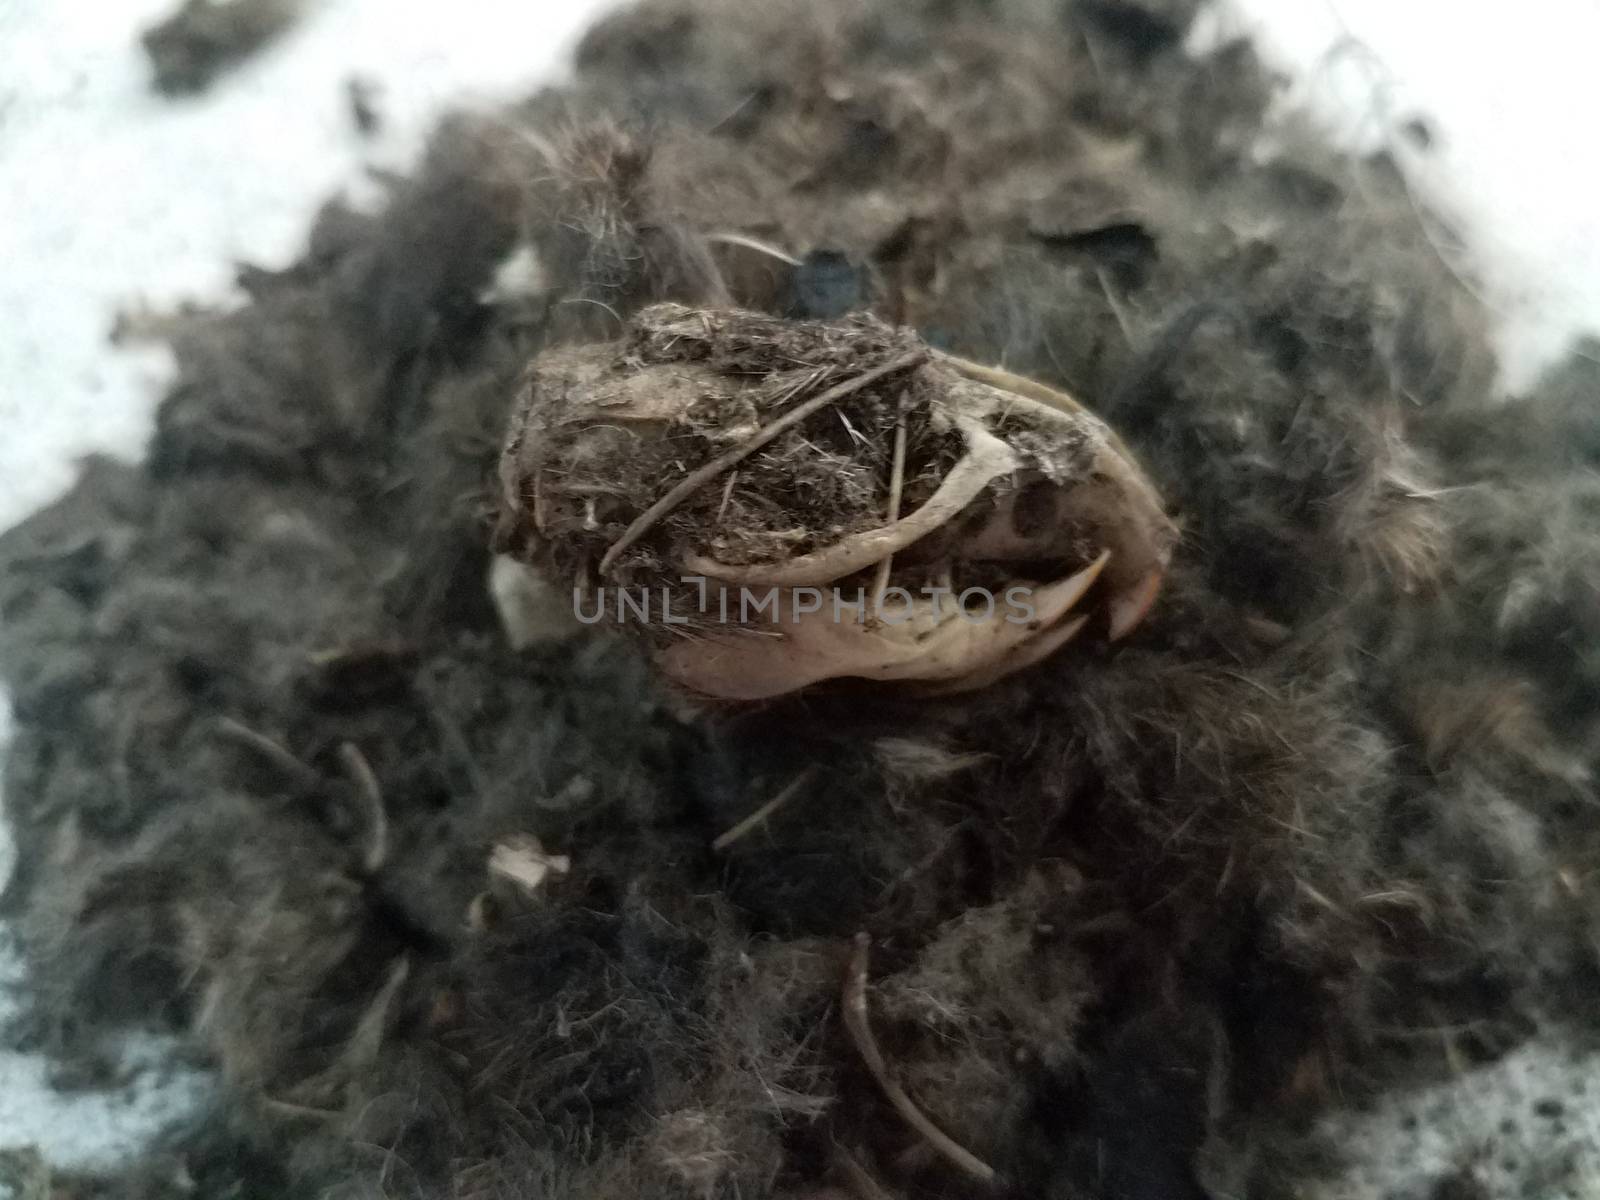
[0,0,1597,1168]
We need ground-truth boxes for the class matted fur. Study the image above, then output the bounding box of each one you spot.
[2,0,1597,1196]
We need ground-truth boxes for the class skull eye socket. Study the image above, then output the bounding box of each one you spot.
[1010,479,1059,538]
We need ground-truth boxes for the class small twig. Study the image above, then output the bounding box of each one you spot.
[599,349,928,576]
[215,717,320,792]
[337,742,388,874]
[871,390,912,608]
[712,766,820,852]
[716,471,739,525]
[842,933,997,1188]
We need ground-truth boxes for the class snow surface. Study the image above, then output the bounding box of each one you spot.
[0,931,213,1171]
[1,0,1597,1175]
[1216,0,1600,389]
[0,0,610,533]
[1311,1036,1600,1199]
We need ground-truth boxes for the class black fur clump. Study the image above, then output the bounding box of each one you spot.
[4,0,1598,1196]
[141,0,304,96]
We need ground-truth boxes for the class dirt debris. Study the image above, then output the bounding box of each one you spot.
[4,0,1600,1197]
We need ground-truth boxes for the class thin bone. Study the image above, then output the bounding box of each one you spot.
[939,354,1176,576]
[338,955,409,1076]
[599,349,927,576]
[870,552,1107,684]
[871,391,912,606]
[703,231,802,265]
[681,415,1017,586]
[712,766,821,851]
[842,933,997,1188]
[214,718,320,792]
[1107,565,1165,640]
[937,352,1094,417]
[659,552,1108,699]
[337,742,387,875]
[915,614,1089,696]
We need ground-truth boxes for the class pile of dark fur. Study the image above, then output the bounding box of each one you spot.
[4,0,1600,1195]
[142,0,304,95]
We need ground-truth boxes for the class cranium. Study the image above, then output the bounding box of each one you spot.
[499,305,1176,700]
